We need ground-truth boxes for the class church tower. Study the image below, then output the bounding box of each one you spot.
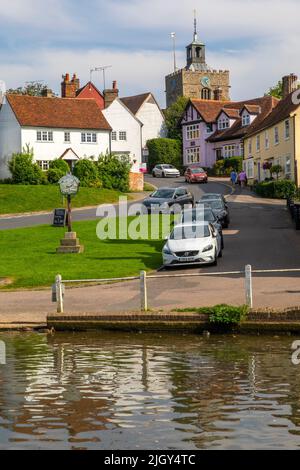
[165,13,231,107]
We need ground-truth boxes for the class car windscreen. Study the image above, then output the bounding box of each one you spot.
[181,210,216,223]
[162,165,174,169]
[170,225,210,240]
[151,189,175,199]
[205,200,224,211]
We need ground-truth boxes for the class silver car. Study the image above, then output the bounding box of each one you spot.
[177,207,224,249]
[152,164,180,178]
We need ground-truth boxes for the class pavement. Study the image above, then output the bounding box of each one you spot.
[1,176,300,326]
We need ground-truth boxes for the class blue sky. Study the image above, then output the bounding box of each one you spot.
[1,0,300,106]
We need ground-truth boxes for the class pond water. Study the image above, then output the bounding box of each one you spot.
[0,331,300,450]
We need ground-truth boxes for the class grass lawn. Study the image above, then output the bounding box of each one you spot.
[0,217,167,289]
[0,185,125,215]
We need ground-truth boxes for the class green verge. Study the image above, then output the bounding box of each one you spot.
[0,185,125,215]
[0,216,168,289]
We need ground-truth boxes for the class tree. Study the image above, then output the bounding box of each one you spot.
[7,81,51,96]
[265,81,283,99]
[8,146,46,185]
[147,138,182,171]
[270,164,283,180]
[164,96,189,140]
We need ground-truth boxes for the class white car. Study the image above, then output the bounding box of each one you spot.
[152,164,180,178]
[162,222,222,267]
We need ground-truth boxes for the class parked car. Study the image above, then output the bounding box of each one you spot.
[162,222,222,267]
[184,167,208,184]
[178,208,224,249]
[199,193,227,205]
[152,164,180,178]
[199,199,230,228]
[142,187,194,214]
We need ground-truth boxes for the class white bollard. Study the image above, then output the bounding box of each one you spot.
[140,271,148,312]
[245,265,253,309]
[55,274,64,314]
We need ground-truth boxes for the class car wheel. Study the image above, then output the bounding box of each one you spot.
[152,172,156,178]
[221,235,224,250]
[162,172,166,178]
[218,249,223,258]
[212,250,218,266]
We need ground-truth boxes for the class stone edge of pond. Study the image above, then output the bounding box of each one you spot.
[46,307,300,335]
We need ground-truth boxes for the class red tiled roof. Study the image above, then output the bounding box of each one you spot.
[190,99,234,123]
[6,94,111,130]
[207,96,279,143]
[242,104,261,115]
[245,92,299,138]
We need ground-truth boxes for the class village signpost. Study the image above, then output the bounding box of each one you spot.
[56,175,84,254]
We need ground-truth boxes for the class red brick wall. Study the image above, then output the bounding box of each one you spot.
[129,172,144,192]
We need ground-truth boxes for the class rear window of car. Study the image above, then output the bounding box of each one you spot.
[151,189,175,199]
[191,168,205,174]
[171,225,210,240]
[181,209,215,223]
[206,200,224,210]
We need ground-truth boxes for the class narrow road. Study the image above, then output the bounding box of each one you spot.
[0,176,231,230]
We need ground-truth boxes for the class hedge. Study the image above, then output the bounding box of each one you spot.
[97,155,131,192]
[8,150,46,185]
[255,180,296,199]
[147,138,182,172]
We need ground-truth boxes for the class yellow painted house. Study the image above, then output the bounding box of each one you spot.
[243,90,300,186]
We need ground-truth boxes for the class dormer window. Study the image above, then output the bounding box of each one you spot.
[218,117,230,130]
[242,114,251,127]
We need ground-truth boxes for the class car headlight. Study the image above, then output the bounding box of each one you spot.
[163,245,172,255]
[202,244,213,253]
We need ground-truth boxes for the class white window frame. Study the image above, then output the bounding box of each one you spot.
[265,131,269,149]
[64,131,71,143]
[224,145,236,158]
[37,130,53,142]
[186,147,200,164]
[248,139,252,155]
[218,117,230,130]
[274,126,279,145]
[285,155,292,177]
[242,114,250,127]
[246,160,254,179]
[37,160,50,171]
[119,131,127,141]
[81,132,97,144]
[111,131,117,141]
[186,124,200,140]
[256,135,260,152]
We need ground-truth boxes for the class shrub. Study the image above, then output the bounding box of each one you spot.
[47,159,70,184]
[73,159,101,187]
[213,157,243,176]
[147,138,182,172]
[97,154,130,192]
[198,304,249,325]
[255,180,296,199]
[8,149,45,185]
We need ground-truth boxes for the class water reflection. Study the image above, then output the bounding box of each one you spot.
[0,332,300,449]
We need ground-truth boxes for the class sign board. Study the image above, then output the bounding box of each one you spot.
[53,208,67,227]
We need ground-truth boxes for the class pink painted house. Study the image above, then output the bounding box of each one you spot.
[181,96,279,168]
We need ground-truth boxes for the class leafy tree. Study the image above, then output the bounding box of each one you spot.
[97,154,131,192]
[265,80,283,99]
[8,146,46,185]
[73,159,101,187]
[164,96,189,140]
[270,164,283,180]
[147,138,182,172]
[7,81,51,96]
[47,159,70,184]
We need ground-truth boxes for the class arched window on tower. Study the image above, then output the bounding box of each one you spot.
[196,47,201,58]
[201,88,211,100]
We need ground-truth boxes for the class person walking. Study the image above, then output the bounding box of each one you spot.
[230,170,238,187]
[238,170,247,188]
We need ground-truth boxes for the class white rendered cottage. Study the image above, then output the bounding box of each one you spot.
[0,94,111,179]
[102,98,143,164]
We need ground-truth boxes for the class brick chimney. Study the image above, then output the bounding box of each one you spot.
[41,88,54,98]
[282,74,298,99]
[214,87,222,101]
[61,73,80,98]
[104,80,119,108]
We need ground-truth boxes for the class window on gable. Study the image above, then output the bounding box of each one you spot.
[186,124,200,140]
[111,131,117,141]
[119,131,127,141]
[242,114,251,126]
[218,117,229,130]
